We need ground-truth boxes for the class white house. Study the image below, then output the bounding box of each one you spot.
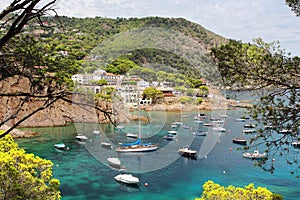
[71,74,94,85]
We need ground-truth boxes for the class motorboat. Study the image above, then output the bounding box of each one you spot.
[54,143,65,150]
[218,114,228,118]
[291,141,300,148]
[115,125,125,130]
[244,124,256,128]
[182,124,190,129]
[126,133,138,138]
[193,131,207,136]
[212,127,226,132]
[75,135,88,142]
[203,123,213,127]
[178,147,197,158]
[101,142,113,149]
[107,157,121,168]
[242,129,256,133]
[93,130,100,134]
[235,118,246,122]
[167,130,178,135]
[243,150,266,159]
[278,129,293,134]
[232,138,247,145]
[163,134,176,140]
[114,174,140,185]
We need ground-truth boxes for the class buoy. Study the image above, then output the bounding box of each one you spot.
[144,182,149,187]
[272,158,275,162]
[204,155,207,159]
[223,171,226,174]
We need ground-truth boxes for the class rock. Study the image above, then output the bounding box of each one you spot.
[0,125,39,138]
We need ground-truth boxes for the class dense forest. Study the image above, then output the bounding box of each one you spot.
[6,16,227,87]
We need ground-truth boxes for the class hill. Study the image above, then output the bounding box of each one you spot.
[34,16,227,82]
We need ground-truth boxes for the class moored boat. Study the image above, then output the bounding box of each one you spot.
[126,133,138,138]
[236,118,246,122]
[107,157,121,168]
[242,129,256,133]
[167,130,178,135]
[212,127,226,132]
[291,141,300,148]
[232,138,247,145]
[101,142,113,149]
[243,150,266,159]
[114,174,140,185]
[163,134,176,140]
[178,147,197,158]
[244,124,256,128]
[54,143,65,150]
[75,135,88,142]
[116,139,159,152]
[193,131,207,136]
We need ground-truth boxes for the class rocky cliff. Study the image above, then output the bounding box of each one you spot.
[0,76,130,129]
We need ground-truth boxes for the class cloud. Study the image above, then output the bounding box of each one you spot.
[0,0,299,55]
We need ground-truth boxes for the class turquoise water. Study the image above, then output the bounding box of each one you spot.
[16,109,300,200]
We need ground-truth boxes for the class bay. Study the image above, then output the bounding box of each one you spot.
[16,109,300,200]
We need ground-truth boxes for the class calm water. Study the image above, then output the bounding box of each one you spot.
[16,109,300,200]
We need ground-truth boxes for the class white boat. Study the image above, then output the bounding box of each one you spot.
[75,135,88,142]
[182,124,190,129]
[174,121,183,125]
[114,174,140,185]
[244,124,256,128]
[167,130,178,135]
[101,142,113,149]
[116,125,125,129]
[212,127,226,132]
[93,130,100,134]
[163,134,176,140]
[178,147,197,157]
[203,123,213,127]
[292,141,300,147]
[242,129,256,133]
[193,131,207,136]
[243,150,266,159]
[218,114,228,118]
[54,143,65,150]
[278,129,293,134]
[107,157,121,168]
[236,118,246,122]
[126,133,138,138]
[116,138,159,152]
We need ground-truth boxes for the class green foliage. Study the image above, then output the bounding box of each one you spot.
[197,97,204,104]
[95,87,116,102]
[186,88,195,96]
[196,180,280,200]
[198,86,209,97]
[142,87,164,103]
[0,132,60,200]
[91,79,108,86]
[105,58,139,75]
[179,96,193,104]
[211,38,300,174]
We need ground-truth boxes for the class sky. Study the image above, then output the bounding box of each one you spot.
[1,0,299,56]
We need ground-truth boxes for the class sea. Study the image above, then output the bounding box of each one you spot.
[16,108,300,200]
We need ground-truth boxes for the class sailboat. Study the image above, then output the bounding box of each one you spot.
[116,95,159,153]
